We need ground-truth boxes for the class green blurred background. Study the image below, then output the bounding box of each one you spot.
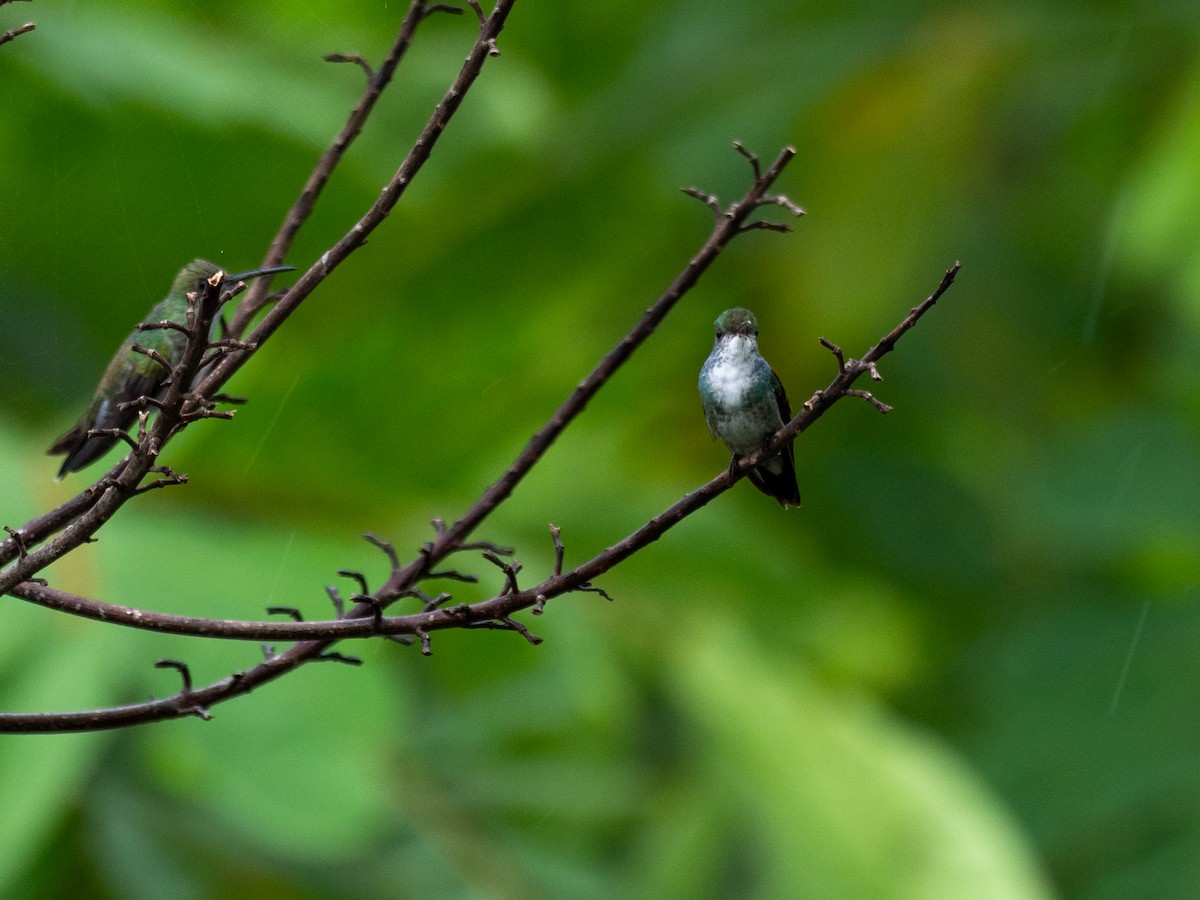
[1,0,1198,897]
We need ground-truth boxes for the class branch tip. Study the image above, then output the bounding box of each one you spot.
[323,52,375,81]
[846,389,893,414]
[422,4,465,18]
[483,550,522,594]
[576,582,614,602]
[363,532,401,570]
[316,651,363,666]
[352,595,385,630]
[416,628,432,656]
[682,186,722,220]
[0,21,36,48]
[818,336,846,369]
[427,569,478,583]
[154,658,194,693]
[549,524,564,576]
[325,585,346,619]
[3,526,27,559]
[732,140,761,180]
[501,615,541,646]
[337,569,370,595]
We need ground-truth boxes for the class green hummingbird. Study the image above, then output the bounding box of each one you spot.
[48,259,292,477]
[698,307,801,508]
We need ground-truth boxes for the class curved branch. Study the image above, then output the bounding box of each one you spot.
[1,490,103,568]
[0,21,34,47]
[0,262,958,732]
[196,0,519,398]
[228,0,449,333]
[376,143,802,599]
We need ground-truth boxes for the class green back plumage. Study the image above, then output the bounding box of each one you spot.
[48,259,220,477]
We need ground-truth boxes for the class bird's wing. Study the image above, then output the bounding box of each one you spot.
[700,369,721,441]
[703,404,720,441]
[771,368,797,464]
[771,368,792,424]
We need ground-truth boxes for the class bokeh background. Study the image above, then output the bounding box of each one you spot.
[1,1,1198,897]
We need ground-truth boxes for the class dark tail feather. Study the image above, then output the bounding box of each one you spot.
[746,452,801,509]
[48,426,118,479]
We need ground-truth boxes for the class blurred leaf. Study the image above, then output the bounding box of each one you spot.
[667,621,1052,900]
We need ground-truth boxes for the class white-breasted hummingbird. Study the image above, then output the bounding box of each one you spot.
[698,307,801,508]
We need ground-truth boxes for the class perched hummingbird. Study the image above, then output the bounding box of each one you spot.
[48,259,292,478]
[698,307,801,508]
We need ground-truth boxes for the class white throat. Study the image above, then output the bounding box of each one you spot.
[708,334,760,405]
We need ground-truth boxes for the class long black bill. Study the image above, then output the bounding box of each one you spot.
[222,264,296,284]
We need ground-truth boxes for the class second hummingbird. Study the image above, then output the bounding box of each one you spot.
[698,307,801,508]
[48,259,292,477]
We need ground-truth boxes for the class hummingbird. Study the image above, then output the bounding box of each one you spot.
[698,307,801,508]
[48,259,293,478]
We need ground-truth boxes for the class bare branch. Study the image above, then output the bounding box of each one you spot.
[314,651,363,666]
[132,466,189,495]
[549,524,564,576]
[0,21,34,48]
[3,526,27,559]
[363,532,401,571]
[482,550,521,595]
[225,0,511,338]
[732,140,762,180]
[129,343,175,373]
[136,317,193,335]
[845,389,893,414]
[323,52,375,80]
[682,186,722,220]
[0,491,102,567]
[819,336,846,370]
[423,4,465,17]
[337,569,371,596]
[155,658,194,692]
[374,143,800,599]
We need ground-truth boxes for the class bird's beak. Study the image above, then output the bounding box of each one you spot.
[222,264,296,286]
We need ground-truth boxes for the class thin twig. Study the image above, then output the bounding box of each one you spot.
[323,52,375,80]
[0,21,34,47]
[372,144,801,603]
[225,0,505,339]
[549,524,563,576]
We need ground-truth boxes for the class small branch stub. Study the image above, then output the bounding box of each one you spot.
[324,52,375,80]
[0,21,35,48]
[3,526,27,559]
[549,524,564,576]
[155,658,194,692]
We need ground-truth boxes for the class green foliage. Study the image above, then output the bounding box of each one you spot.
[2,0,1199,896]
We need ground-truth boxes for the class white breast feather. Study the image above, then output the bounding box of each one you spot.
[708,335,756,407]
